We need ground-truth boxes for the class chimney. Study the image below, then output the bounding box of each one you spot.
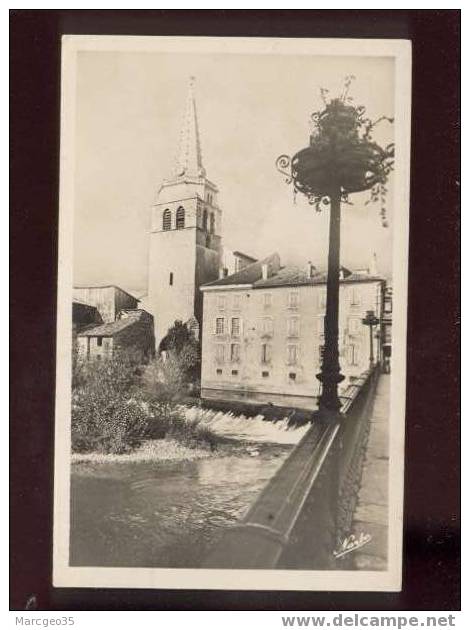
[261,263,269,280]
[369,252,378,276]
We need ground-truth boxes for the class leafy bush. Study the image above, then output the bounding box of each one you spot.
[72,393,149,454]
[71,353,149,454]
[71,350,218,455]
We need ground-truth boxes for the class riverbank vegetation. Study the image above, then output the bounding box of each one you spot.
[71,322,218,456]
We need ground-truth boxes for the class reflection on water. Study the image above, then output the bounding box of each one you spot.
[70,445,291,568]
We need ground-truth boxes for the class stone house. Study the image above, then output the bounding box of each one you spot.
[200,254,385,411]
[76,309,155,362]
[73,285,155,362]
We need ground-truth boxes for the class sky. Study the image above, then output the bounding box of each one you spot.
[73,50,395,295]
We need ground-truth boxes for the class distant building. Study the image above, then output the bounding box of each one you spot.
[200,255,385,411]
[143,77,222,348]
[76,309,155,362]
[73,285,154,362]
[73,285,139,324]
[382,282,393,362]
[220,250,258,278]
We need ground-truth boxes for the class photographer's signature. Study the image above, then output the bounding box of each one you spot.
[333,532,372,559]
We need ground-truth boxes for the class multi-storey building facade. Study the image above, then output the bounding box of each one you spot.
[201,256,385,410]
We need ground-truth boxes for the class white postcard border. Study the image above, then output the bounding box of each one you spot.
[53,35,411,592]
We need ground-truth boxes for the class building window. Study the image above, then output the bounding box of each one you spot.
[231,317,240,337]
[230,343,240,362]
[288,291,300,308]
[162,209,171,231]
[289,372,297,381]
[350,287,361,306]
[210,213,215,234]
[176,206,185,229]
[169,272,174,286]
[287,316,300,338]
[232,294,241,310]
[348,317,360,334]
[287,344,299,365]
[262,371,270,378]
[231,369,238,376]
[261,343,272,364]
[215,317,225,335]
[264,293,272,308]
[216,368,223,375]
[348,344,359,366]
[261,317,274,336]
[202,209,208,231]
[215,344,225,364]
[97,337,103,347]
[217,295,226,310]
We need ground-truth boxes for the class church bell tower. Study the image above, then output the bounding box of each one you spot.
[147,77,222,348]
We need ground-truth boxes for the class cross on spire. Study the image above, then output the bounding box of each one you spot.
[173,76,206,179]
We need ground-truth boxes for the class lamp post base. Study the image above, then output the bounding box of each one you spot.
[316,369,345,415]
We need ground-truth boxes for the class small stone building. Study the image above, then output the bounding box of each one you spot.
[76,309,155,362]
[73,285,155,362]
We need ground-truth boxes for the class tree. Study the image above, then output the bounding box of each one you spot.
[159,320,201,381]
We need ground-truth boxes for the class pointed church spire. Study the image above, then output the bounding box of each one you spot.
[173,76,206,179]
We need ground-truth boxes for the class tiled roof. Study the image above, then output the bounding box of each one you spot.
[77,319,137,337]
[204,251,383,290]
[232,250,258,262]
[203,253,280,287]
[78,309,147,337]
[254,267,382,288]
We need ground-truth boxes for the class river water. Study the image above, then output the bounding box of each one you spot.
[70,442,293,568]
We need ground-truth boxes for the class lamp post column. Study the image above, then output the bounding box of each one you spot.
[317,188,344,415]
[368,323,374,366]
[362,310,380,368]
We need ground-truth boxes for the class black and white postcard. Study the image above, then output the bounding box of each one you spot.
[53,36,411,591]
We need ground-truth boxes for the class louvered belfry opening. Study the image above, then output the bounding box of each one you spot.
[176,206,185,230]
[162,209,171,231]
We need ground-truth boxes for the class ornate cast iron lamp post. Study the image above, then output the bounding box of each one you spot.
[276,77,394,416]
[362,310,380,367]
